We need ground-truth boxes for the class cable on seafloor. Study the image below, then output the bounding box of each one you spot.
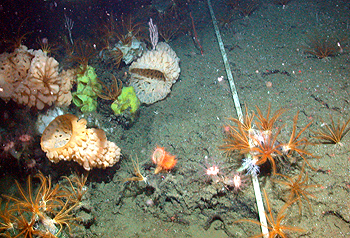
[206,0,269,237]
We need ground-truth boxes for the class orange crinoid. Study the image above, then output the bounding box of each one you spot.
[221,105,316,175]
[152,146,177,174]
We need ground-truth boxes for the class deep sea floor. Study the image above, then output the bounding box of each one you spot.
[1,0,350,237]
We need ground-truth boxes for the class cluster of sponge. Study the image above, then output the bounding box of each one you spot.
[0,45,73,109]
[129,42,180,104]
[40,114,121,170]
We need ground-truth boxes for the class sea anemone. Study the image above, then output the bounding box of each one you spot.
[201,156,223,183]
[221,172,249,192]
[151,146,177,174]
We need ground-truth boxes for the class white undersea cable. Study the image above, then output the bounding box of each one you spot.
[206,0,269,237]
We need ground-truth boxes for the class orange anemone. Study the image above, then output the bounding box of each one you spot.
[152,146,177,174]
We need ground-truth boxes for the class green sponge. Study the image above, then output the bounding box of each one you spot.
[72,65,101,113]
[111,86,140,116]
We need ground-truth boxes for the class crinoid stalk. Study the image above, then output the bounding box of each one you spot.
[303,32,345,59]
[280,112,317,170]
[1,173,80,237]
[255,104,286,132]
[273,163,320,215]
[95,75,123,101]
[313,116,350,146]
[123,156,148,184]
[249,127,283,174]
[222,105,288,174]
[233,189,305,237]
